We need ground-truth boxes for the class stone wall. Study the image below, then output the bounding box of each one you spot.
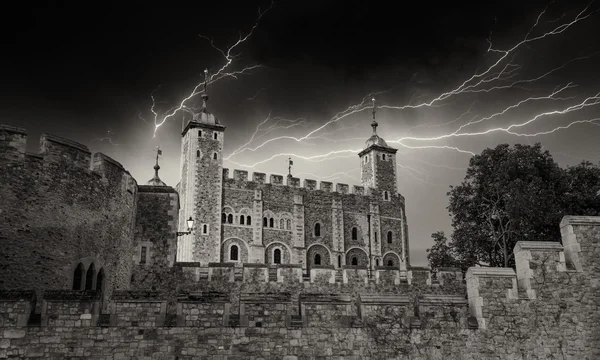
[220,169,408,270]
[0,125,137,309]
[131,186,179,292]
[1,216,598,359]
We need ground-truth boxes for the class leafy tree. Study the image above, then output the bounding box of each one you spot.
[562,161,600,216]
[427,143,600,270]
[425,231,460,269]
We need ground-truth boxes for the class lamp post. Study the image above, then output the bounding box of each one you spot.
[177,217,195,236]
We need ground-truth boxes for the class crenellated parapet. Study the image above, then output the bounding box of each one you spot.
[465,215,600,332]
[221,168,406,201]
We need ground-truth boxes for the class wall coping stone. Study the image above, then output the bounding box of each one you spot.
[374,266,400,270]
[466,267,515,278]
[0,124,27,134]
[560,215,600,227]
[299,293,352,304]
[359,294,410,305]
[419,294,467,305]
[0,290,36,301]
[43,290,101,301]
[514,241,563,253]
[111,291,165,301]
[178,292,230,303]
[240,292,291,303]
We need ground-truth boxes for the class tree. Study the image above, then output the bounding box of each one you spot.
[426,231,460,270]
[446,143,568,268]
[562,161,600,216]
[430,144,600,270]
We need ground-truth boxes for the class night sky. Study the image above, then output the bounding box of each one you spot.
[2,0,600,265]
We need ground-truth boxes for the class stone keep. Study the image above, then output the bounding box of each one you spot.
[173,98,408,271]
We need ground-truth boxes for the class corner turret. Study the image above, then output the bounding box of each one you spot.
[177,69,226,265]
[358,98,398,196]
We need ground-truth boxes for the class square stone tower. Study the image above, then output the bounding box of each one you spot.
[177,93,225,265]
[358,109,398,196]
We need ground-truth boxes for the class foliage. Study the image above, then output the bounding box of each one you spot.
[426,231,460,269]
[427,143,600,270]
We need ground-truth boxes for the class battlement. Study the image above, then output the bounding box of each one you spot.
[221,168,402,198]
[0,124,137,189]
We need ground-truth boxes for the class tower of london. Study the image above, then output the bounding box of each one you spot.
[174,94,408,272]
[0,94,598,359]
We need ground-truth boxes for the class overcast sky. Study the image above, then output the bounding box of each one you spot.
[2,0,599,265]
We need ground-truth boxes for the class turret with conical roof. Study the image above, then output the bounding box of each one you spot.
[358,98,398,196]
[146,146,167,186]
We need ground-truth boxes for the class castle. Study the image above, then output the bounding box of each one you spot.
[0,93,599,359]
[173,94,408,272]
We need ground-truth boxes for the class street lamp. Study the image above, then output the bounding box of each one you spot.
[177,217,194,236]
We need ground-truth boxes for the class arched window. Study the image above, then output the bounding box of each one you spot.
[338,255,341,268]
[263,217,267,227]
[196,150,200,157]
[214,133,218,140]
[140,246,147,264]
[96,268,105,292]
[247,216,251,225]
[387,259,394,267]
[280,219,284,229]
[85,263,96,290]
[72,263,84,290]
[387,231,393,243]
[314,223,321,237]
[269,218,274,228]
[351,257,358,266]
[202,224,208,234]
[286,219,291,230]
[198,130,202,137]
[213,152,218,160]
[351,227,357,240]
[240,215,245,225]
[230,245,239,261]
[314,254,321,265]
[376,259,380,266]
[384,191,389,200]
[227,214,233,224]
[222,213,226,223]
[274,249,281,264]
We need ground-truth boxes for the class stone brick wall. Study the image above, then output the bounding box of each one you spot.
[131,186,179,291]
[1,216,599,359]
[219,169,407,271]
[0,125,137,309]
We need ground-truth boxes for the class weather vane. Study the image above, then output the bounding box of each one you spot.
[288,157,294,177]
[372,97,376,120]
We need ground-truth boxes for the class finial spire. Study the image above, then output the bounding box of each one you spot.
[202,69,209,109]
[288,157,294,177]
[146,145,167,186]
[371,97,378,135]
[154,146,162,173]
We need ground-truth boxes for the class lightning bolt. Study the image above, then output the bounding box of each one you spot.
[93,129,119,147]
[150,1,277,137]
[225,3,598,170]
